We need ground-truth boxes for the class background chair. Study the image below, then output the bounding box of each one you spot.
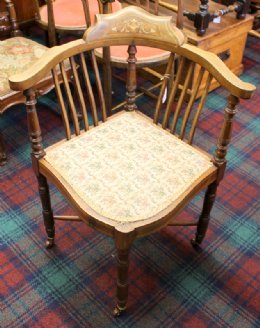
[9,6,255,316]
[0,0,54,165]
[34,0,122,46]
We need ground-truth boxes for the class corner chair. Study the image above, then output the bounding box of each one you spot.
[9,6,255,315]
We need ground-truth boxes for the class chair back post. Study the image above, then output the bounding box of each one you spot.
[4,0,22,37]
[99,0,116,114]
[34,0,41,20]
[81,0,92,27]
[176,0,184,30]
[45,0,57,46]
[214,94,239,182]
[125,44,138,111]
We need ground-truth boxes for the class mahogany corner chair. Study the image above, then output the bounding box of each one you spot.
[0,0,55,165]
[9,6,255,316]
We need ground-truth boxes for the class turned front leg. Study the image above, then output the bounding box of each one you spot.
[113,248,130,316]
[38,174,55,248]
[0,132,7,166]
[191,181,218,246]
[113,230,135,316]
[192,95,239,247]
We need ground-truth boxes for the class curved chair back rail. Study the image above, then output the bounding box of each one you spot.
[8,6,255,316]
[10,7,254,98]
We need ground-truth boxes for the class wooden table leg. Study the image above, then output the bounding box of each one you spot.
[0,131,7,166]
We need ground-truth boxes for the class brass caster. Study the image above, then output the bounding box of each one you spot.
[191,238,198,247]
[191,238,202,251]
[45,238,55,249]
[113,306,125,317]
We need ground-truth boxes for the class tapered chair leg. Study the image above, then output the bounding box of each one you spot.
[191,181,218,246]
[113,231,134,317]
[0,132,7,166]
[38,174,55,248]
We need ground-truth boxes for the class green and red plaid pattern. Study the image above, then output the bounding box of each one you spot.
[0,36,259,327]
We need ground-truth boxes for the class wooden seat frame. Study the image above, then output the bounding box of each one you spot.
[9,6,255,316]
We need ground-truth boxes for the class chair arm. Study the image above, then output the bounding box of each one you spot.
[179,43,255,99]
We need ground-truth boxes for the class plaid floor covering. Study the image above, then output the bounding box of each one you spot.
[0,34,259,327]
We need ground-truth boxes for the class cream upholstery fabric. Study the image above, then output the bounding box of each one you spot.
[0,37,48,96]
[45,112,214,223]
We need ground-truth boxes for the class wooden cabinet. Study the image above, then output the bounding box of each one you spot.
[162,0,254,97]
[190,15,253,97]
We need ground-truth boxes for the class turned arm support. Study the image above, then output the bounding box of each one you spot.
[213,94,239,182]
[24,88,45,175]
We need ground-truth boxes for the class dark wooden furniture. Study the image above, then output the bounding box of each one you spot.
[182,0,250,36]
[9,6,255,315]
[159,0,253,97]
[0,0,54,165]
[0,0,44,30]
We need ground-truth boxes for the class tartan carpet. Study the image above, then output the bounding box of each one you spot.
[0,35,259,327]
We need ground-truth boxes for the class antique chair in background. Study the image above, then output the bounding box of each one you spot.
[9,6,255,315]
[34,0,122,112]
[0,0,54,165]
[34,0,122,46]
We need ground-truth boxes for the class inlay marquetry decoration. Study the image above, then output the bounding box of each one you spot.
[9,6,255,316]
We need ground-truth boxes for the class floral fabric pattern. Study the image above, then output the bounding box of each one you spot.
[45,112,214,223]
[0,37,48,95]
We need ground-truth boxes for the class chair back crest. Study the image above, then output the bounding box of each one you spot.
[84,6,186,46]
[9,6,255,148]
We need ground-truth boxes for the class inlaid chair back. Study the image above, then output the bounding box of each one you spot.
[9,6,255,316]
[96,0,184,111]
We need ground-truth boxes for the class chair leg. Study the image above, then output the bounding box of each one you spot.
[191,181,218,246]
[0,132,7,166]
[37,174,55,249]
[113,231,134,317]
[113,248,130,317]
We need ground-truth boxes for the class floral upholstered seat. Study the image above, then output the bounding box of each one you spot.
[9,6,255,315]
[0,37,48,97]
[44,111,215,223]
